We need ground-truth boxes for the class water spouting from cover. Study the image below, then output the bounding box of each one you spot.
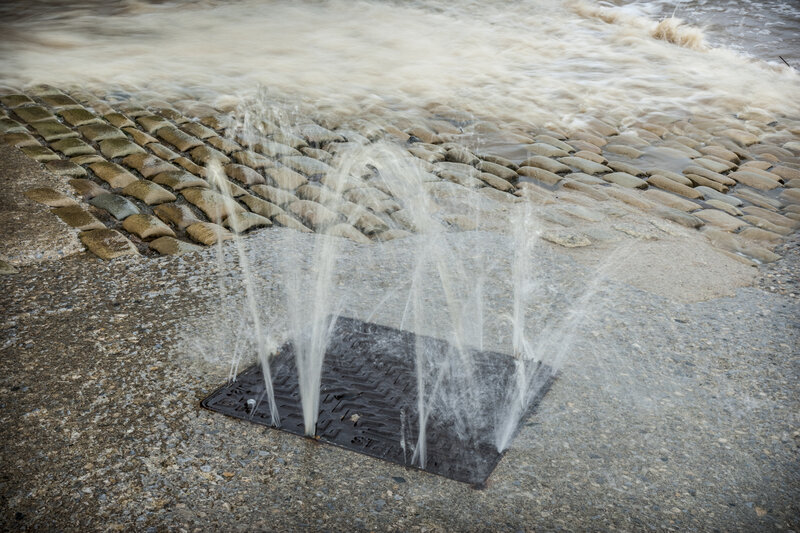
[208,160,280,427]
[214,94,612,466]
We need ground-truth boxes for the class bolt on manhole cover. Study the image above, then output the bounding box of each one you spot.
[201,316,554,486]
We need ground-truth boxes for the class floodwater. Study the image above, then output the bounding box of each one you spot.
[0,0,798,128]
[611,0,800,65]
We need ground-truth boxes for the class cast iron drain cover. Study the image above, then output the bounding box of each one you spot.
[201,316,554,485]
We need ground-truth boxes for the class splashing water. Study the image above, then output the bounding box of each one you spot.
[215,92,613,466]
[208,161,280,427]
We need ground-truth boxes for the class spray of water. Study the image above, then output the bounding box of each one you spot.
[207,160,280,427]
[285,243,339,436]
[211,91,632,467]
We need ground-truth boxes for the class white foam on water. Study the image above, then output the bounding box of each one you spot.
[608,0,800,65]
[1,0,797,126]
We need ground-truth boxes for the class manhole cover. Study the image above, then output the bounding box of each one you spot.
[201,316,554,485]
